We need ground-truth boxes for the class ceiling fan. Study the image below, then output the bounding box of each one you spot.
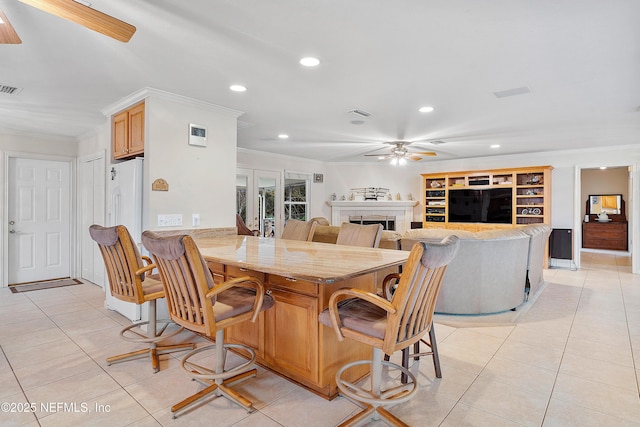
[365,141,437,165]
[0,0,136,44]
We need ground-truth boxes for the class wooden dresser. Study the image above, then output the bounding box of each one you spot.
[582,197,627,251]
[582,221,628,251]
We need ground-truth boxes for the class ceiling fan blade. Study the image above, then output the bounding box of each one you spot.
[407,155,423,161]
[411,151,437,156]
[364,153,390,158]
[0,8,22,44]
[18,0,136,42]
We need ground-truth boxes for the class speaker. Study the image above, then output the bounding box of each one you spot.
[550,229,572,260]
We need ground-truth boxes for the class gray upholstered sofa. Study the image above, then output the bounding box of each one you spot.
[400,224,551,314]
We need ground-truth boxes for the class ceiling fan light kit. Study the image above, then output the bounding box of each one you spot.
[365,140,437,166]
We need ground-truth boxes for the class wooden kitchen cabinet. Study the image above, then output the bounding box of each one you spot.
[264,286,319,383]
[112,101,145,159]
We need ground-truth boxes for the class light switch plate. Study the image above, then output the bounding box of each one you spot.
[158,214,183,227]
[192,213,200,226]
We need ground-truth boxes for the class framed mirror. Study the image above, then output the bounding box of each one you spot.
[588,194,622,215]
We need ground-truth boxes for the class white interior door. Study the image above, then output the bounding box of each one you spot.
[79,155,105,286]
[236,168,282,237]
[8,157,71,284]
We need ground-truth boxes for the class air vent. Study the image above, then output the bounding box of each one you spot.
[348,109,372,117]
[0,84,22,95]
[493,86,530,98]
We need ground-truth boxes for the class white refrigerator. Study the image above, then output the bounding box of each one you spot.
[106,157,144,321]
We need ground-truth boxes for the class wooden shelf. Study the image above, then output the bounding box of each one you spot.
[421,166,552,230]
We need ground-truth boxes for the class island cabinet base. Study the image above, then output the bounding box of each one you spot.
[222,265,374,399]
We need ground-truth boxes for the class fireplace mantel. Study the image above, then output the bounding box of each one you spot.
[327,200,418,233]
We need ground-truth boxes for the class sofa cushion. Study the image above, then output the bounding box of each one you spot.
[475,228,528,240]
[401,228,477,240]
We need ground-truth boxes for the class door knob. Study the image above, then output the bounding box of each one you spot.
[9,229,15,234]
[9,220,15,225]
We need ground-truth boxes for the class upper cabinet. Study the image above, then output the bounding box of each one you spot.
[112,101,145,160]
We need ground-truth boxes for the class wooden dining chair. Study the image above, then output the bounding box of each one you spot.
[141,231,274,418]
[280,218,318,241]
[319,236,459,427]
[335,222,383,248]
[236,213,259,236]
[382,273,441,382]
[89,224,194,373]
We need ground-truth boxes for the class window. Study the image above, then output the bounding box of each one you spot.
[284,172,310,222]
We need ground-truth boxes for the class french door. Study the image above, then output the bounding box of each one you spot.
[236,168,282,238]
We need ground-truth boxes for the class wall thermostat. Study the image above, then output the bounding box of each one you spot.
[189,123,207,147]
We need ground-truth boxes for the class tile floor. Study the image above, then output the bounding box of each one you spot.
[1,251,639,426]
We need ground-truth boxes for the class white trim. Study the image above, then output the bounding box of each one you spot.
[102,87,243,118]
[2,152,76,287]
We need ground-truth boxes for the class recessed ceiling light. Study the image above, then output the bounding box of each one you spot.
[300,57,320,67]
[229,84,247,92]
[418,106,434,113]
[490,144,500,149]
[278,134,289,139]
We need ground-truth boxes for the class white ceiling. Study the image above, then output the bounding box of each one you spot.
[1,0,639,163]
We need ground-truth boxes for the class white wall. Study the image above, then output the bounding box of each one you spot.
[144,92,241,230]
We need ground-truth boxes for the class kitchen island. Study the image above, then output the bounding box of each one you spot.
[194,235,408,399]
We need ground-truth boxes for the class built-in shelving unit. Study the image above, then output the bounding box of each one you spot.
[422,166,552,231]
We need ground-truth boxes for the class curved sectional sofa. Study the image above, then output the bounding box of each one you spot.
[401,224,551,314]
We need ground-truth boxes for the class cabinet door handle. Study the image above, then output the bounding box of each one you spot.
[239,267,248,272]
[285,277,297,282]
[266,289,272,296]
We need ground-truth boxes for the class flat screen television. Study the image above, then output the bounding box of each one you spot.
[448,188,512,224]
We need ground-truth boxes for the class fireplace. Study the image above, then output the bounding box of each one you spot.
[328,201,418,234]
[349,215,396,231]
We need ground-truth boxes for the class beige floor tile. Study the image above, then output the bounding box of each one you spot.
[38,300,95,317]
[440,329,507,354]
[506,324,569,351]
[543,397,640,427]
[0,317,57,342]
[385,388,457,426]
[4,337,81,369]
[460,375,549,426]
[25,367,121,410]
[37,388,150,427]
[438,341,496,376]
[552,372,640,423]
[123,415,162,427]
[13,352,99,391]
[0,370,24,400]
[414,361,478,401]
[480,356,556,398]
[58,316,122,338]
[48,307,110,327]
[494,339,563,371]
[559,352,639,392]
[0,392,39,427]
[0,327,69,352]
[441,402,523,426]
[260,388,357,427]
[231,411,285,427]
[564,335,634,367]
